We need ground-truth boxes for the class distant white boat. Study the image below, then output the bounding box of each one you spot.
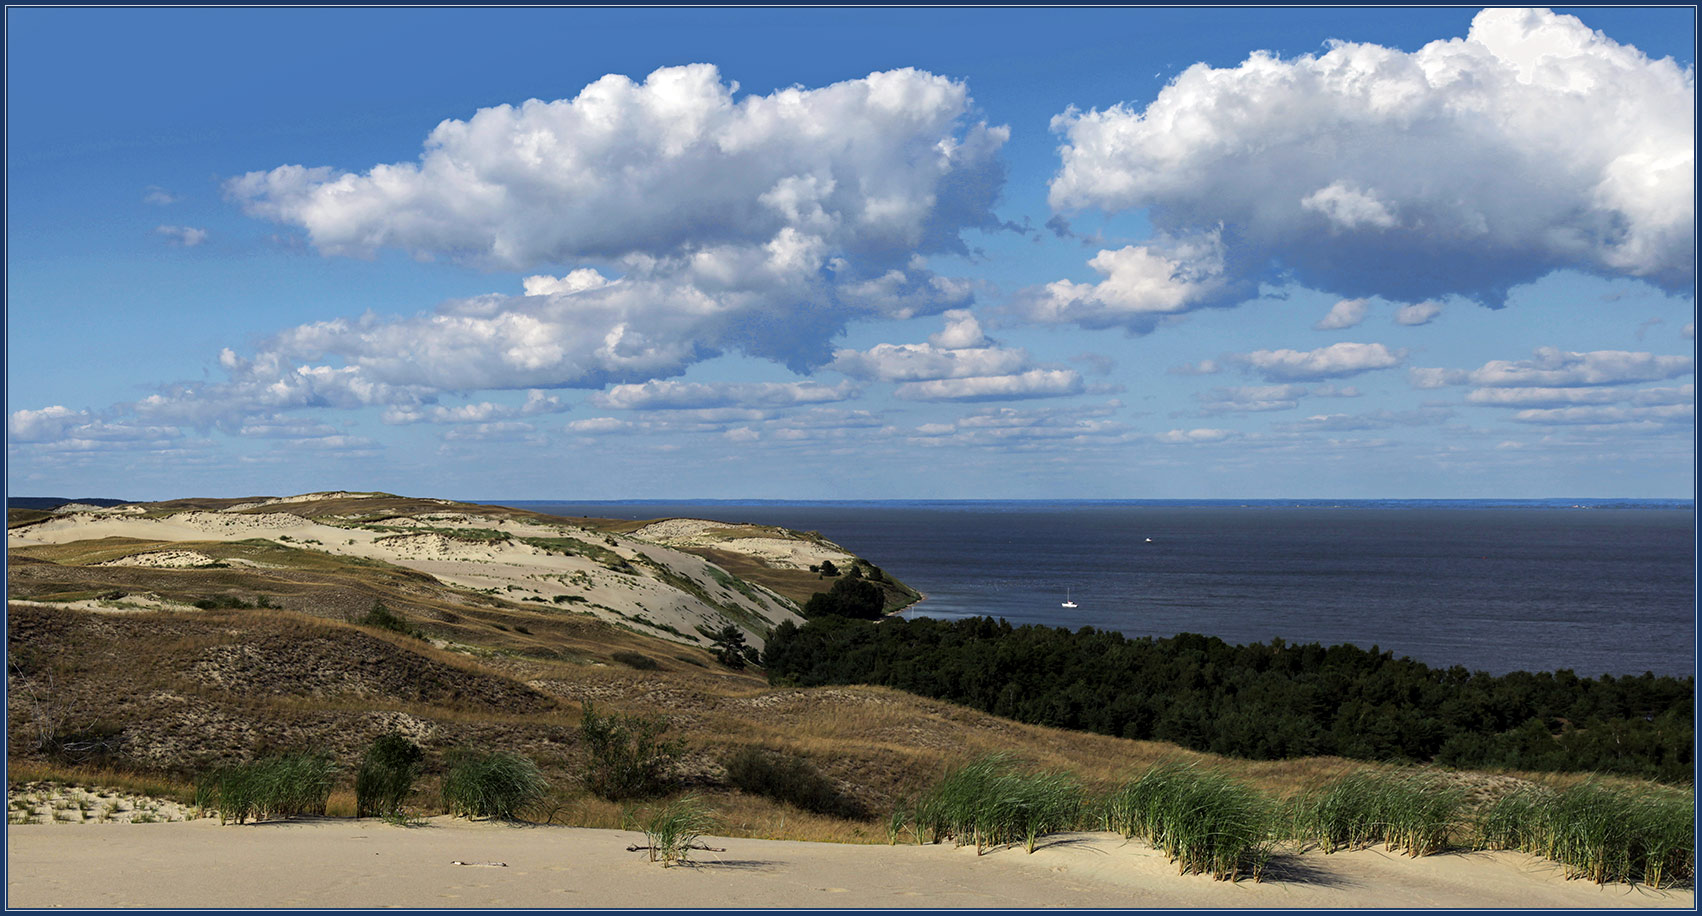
[1061,587,1078,609]
[1145,537,1153,543]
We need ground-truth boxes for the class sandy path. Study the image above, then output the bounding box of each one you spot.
[6,819,1689,909]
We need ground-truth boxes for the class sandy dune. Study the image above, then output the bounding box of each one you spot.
[8,502,802,648]
[5,819,1690,909]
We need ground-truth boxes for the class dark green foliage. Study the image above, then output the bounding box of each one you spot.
[763,616,1694,781]
[817,559,839,577]
[579,700,685,801]
[194,595,255,610]
[355,732,424,818]
[721,746,866,819]
[702,624,759,669]
[199,752,338,824]
[441,749,549,819]
[612,651,661,670]
[801,577,885,620]
[357,600,424,639]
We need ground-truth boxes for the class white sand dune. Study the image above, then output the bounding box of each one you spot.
[5,819,1690,909]
[8,501,803,648]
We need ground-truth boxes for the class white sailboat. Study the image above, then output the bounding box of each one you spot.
[1061,588,1078,609]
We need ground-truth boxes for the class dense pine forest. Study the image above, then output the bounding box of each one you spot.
[762,615,1694,782]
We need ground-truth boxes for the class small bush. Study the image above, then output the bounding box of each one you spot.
[1293,769,1463,857]
[611,651,661,671]
[356,732,424,818]
[357,600,424,639]
[802,577,884,620]
[441,749,549,820]
[722,746,866,819]
[580,701,685,801]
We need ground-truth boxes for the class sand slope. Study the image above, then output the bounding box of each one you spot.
[5,819,1690,909]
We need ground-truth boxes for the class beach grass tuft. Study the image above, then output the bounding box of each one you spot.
[1104,762,1275,881]
[355,732,425,819]
[198,752,338,824]
[441,749,549,820]
[1477,780,1695,887]
[639,794,721,865]
[1292,769,1464,857]
[908,754,1085,855]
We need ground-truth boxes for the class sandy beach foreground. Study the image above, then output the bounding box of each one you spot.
[6,818,1690,909]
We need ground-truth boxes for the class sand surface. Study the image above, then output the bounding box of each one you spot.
[6,818,1690,909]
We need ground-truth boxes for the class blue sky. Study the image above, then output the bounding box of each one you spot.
[7,7,1695,500]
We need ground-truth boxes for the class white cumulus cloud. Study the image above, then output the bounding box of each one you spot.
[894,369,1085,402]
[591,379,855,411]
[1048,8,1694,314]
[1314,298,1370,330]
[1393,301,1443,326]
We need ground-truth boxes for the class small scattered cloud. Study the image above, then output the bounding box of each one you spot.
[1155,428,1240,444]
[591,379,855,411]
[1415,347,1693,389]
[1227,342,1405,382]
[142,186,178,206]
[155,225,207,247]
[1314,298,1369,330]
[894,368,1085,402]
[1393,301,1442,326]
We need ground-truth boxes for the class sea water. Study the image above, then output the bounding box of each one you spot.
[509,500,1695,678]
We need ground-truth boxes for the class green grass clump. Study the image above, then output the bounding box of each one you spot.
[637,795,721,865]
[1103,762,1274,881]
[441,750,549,820]
[198,752,338,824]
[908,754,1085,855]
[1293,769,1464,857]
[1477,781,1694,887]
[355,732,424,819]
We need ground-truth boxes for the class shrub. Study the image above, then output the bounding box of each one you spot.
[611,651,661,671]
[441,749,549,820]
[357,600,424,639]
[355,732,424,818]
[722,746,866,819]
[199,752,338,824]
[579,701,685,801]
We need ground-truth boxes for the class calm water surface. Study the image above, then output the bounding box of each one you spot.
[509,501,1694,678]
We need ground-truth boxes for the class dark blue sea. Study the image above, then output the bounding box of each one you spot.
[503,500,1696,679]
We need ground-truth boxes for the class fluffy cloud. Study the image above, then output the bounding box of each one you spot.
[894,369,1084,402]
[8,406,183,447]
[1416,347,1694,388]
[1509,404,1693,426]
[143,186,178,206]
[1314,298,1369,330]
[896,402,1130,448]
[155,225,207,247]
[229,63,1005,288]
[928,309,989,349]
[1155,428,1240,444]
[1048,8,1694,317]
[591,379,855,411]
[1020,231,1235,332]
[1227,342,1405,381]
